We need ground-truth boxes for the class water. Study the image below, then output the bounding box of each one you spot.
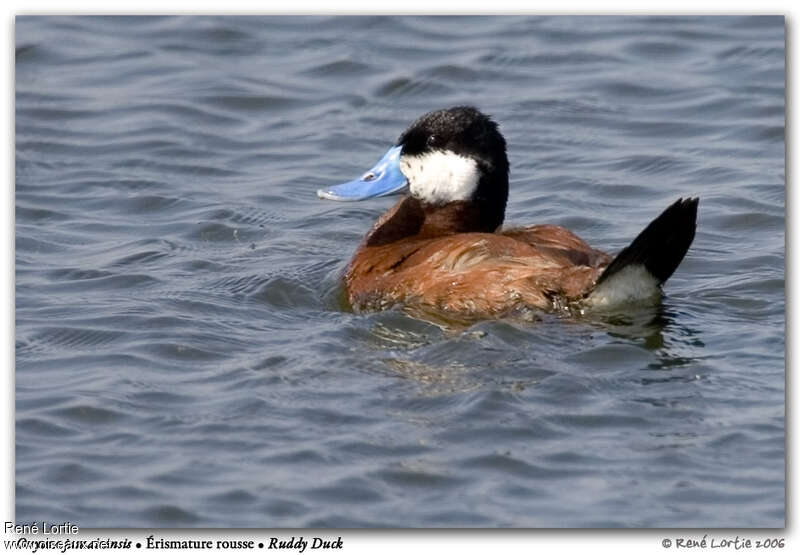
[15,16,784,527]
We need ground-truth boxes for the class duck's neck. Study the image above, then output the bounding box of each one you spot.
[363,195,502,247]
[363,196,424,247]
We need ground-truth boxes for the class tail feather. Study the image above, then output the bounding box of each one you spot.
[595,197,699,290]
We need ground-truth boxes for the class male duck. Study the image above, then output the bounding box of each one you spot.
[318,106,698,319]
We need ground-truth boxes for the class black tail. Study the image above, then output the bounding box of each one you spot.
[596,197,699,288]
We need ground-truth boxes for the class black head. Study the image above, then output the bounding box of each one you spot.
[396,106,509,232]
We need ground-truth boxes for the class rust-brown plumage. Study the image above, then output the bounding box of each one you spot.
[344,196,611,317]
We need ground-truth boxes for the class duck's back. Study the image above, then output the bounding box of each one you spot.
[345,225,611,316]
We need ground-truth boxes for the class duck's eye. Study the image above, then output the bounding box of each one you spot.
[426,134,440,147]
[362,172,376,182]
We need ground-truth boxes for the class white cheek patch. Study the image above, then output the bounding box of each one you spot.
[400,151,480,204]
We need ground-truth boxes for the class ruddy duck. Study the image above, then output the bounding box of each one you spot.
[318,106,698,318]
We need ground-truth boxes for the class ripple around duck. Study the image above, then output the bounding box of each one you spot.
[115,100,246,128]
[228,205,288,226]
[204,273,269,297]
[249,276,322,311]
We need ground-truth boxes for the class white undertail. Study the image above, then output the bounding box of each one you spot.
[586,264,661,308]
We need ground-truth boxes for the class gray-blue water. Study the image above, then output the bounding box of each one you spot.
[15,15,784,527]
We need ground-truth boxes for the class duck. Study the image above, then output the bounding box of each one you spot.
[317,106,698,319]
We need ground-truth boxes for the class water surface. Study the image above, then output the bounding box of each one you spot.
[15,15,785,527]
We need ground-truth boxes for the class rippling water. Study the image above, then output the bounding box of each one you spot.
[15,16,784,527]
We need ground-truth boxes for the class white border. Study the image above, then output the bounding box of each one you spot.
[3,3,792,554]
